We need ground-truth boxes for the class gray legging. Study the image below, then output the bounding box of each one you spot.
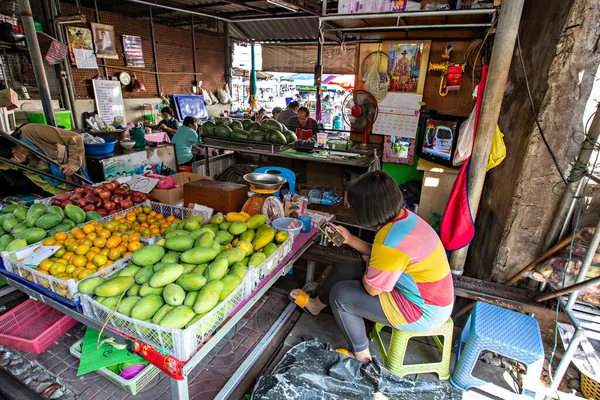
[318,260,392,353]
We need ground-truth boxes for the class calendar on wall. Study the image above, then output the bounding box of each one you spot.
[372,107,420,138]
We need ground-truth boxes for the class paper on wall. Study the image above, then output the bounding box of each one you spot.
[73,48,98,69]
[372,92,422,138]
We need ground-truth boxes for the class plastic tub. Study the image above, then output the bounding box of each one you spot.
[0,299,77,353]
[271,217,303,240]
[84,136,118,155]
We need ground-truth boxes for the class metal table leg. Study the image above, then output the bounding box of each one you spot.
[303,260,317,294]
[171,376,189,400]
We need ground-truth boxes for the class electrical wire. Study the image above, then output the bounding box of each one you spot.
[517,33,568,185]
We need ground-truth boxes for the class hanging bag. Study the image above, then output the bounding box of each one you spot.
[453,107,476,166]
[486,125,506,171]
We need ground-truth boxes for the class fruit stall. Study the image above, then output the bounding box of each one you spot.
[0,176,325,399]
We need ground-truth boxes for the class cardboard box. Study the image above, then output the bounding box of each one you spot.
[150,172,210,205]
[183,180,248,214]
[0,88,18,110]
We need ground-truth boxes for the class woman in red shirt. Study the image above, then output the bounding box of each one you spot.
[287,107,319,140]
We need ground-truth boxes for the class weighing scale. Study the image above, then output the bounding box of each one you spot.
[242,173,286,220]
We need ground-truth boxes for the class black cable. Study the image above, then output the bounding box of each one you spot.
[516,34,568,185]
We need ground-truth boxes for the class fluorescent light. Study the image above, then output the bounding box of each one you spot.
[266,0,298,12]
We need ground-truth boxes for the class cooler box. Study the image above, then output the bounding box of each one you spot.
[28,110,72,130]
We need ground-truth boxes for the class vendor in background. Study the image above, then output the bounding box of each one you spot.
[287,106,319,140]
[289,171,454,363]
[251,108,267,123]
[271,107,282,122]
[0,124,88,197]
[155,106,180,139]
[277,101,299,126]
[172,116,199,167]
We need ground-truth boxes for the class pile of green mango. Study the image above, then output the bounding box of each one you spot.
[0,203,101,253]
[78,212,289,332]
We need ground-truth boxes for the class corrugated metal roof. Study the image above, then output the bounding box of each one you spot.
[230,17,320,42]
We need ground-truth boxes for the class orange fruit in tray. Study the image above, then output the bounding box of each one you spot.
[75,244,90,256]
[90,246,101,254]
[72,255,87,268]
[116,244,127,255]
[65,264,76,274]
[108,249,121,261]
[78,270,94,280]
[134,207,143,215]
[129,232,141,242]
[80,238,93,247]
[106,237,121,249]
[74,231,86,240]
[62,252,75,262]
[38,259,53,272]
[42,238,56,246]
[54,232,68,241]
[143,206,152,215]
[49,263,66,276]
[118,223,129,231]
[98,229,111,239]
[122,251,132,258]
[82,224,95,234]
[64,237,75,246]
[114,214,124,221]
[104,221,117,232]
[92,254,108,267]
[86,232,97,241]
[128,241,143,252]
[67,242,78,252]
[86,251,98,262]
[93,238,106,248]
[100,248,110,257]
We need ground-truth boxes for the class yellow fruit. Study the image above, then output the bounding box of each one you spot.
[80,239,93,247]
[78,269,94,280]
[143,206,152,214]
[38,259,53,272]
[104,221,117,232]
[82,224,95,234]
[67,242,78,252]
[62,252,75,262]
[128,241,143,252]
[93,238,106,248]
[54,248,66,258]
[42,238,56,246]
[108,249,121,261]
[53,258,67,265]
[92,254,108,267]
[98,229,111,239]
[226,212,248,222]
[106,236,121,249]
[86,251,98,261]
[72,255,87,268]
[49,263,66,276]
[100,248,110,256]
[65,264,76,274]
[75,244,90,256]
[85,262,96,270]
[72,267,85,278]
[86,232,97,241]
[56,273,71,281]
[54,232,68,241]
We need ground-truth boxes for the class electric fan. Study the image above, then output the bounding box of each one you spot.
[342,90,379,144]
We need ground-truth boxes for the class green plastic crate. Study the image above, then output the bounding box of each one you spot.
[28,110,72,130]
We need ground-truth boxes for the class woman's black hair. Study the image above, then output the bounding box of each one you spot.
[297,106,309,116]
[183,116,196,127]
[161,106,174,116]
[348,171,404,227]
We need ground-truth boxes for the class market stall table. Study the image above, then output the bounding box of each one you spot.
[0,227,320,400]
[145,132,171,143]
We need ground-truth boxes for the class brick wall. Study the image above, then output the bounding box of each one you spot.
[61,4,225,99]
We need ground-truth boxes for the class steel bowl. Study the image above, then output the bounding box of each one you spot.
[243,173,287,190]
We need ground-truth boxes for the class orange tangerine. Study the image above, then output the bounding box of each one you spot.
[116,244,127,255]
[155,214,164,220]
[129,232,141,242]
[86,232,97,241]
[67,242,78,252]
[166,215,176,222]
[64,237,76,246]
[126,212,136,222]
[42,238,56,246]
[98,229,111,239]
[108,249,121,261]
[86,251,98,261]
[142,206,151,214]
[49,263,66,276]
[93,237,106,248]
[80,238,93,247]
[127,241,143,252]
[55,248,67,258]
[149,210,157,217]
[104,221,117,232]
[62,251,75,262]
[122,251,132,258]
[74,231,86,240]
[137,215,147,223]
[85,262,96,270]
[78,269,95,279]
[38,259,53,272]
[90,246,101,253]
[140,228,151,238]
[75,244,90,256]
[92,254,108,267]
[65,264,76,274]
[72,255,87,268]
[72,267,84,277]
[112,231,124,237]
[54,231,68,241]
[94,225,104,233]
[82,224,95,234]
[134,207,143,215]
[55,240,65,247]
[100,248,110,256]
[118,223,129,231]
[114,214,125,221]
[150,227,160,236]
[106,236,121,249]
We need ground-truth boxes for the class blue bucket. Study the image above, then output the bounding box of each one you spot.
[271,217,303,240]
[84,136,118,155]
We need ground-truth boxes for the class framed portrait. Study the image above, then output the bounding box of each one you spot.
[122,35,144,67]
[65,26,93,63]
[90,23,118,59]
[383,136,415,165]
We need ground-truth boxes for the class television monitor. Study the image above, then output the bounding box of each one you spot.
[172,94,209,122]
[416,110,465,168]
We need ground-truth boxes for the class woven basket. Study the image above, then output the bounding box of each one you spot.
[581,374,599,399]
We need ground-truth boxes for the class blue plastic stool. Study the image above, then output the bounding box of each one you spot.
[450,302,544,397]
[253,166,296,196]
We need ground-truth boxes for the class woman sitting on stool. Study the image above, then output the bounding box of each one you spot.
[171,116,199,167]
[289,171,454,363]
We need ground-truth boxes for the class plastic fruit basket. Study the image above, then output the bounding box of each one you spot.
[80,236,293,361]
[69,339,159,395]
[0,245,131,302]
[582,373,600,399]
[0,299,77,353]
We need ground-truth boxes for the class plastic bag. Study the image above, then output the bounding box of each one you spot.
[202,89,213,106]
[486,125,506,171]
[209,90,219,105]
[453,107,475,166]
[218,86,231,104]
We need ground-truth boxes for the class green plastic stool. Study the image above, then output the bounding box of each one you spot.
[370,318,454,380]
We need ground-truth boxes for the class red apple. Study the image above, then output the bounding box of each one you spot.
[74,187,84,194]
[114,185,129,196]
[55,193,69,202]
[71,193,83,201]
[111,195,123,204]
[83,184,94,194]
[84,194,97,204]
[50,198,62,206]
[98,190,111,201]
[96,209,108,217]
[141,193,150,201]
[61,200,73,208]
[104,182,117,192]
[82,204,95,212]
[76,198,87,207]
[131,195,143,204]
[92,186,103,196]
[103,201,116,211]
[121,199,133,209]
[108,209,117,215]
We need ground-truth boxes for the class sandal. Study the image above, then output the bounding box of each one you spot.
[289,289,317,316]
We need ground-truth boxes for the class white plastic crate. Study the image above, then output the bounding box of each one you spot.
[69,339,160,395]
[80,236,293,361]
[0,244,131,301]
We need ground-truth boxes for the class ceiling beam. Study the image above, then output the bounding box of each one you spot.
[220,0,274,15]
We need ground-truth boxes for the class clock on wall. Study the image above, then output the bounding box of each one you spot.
[119,72,131,86]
